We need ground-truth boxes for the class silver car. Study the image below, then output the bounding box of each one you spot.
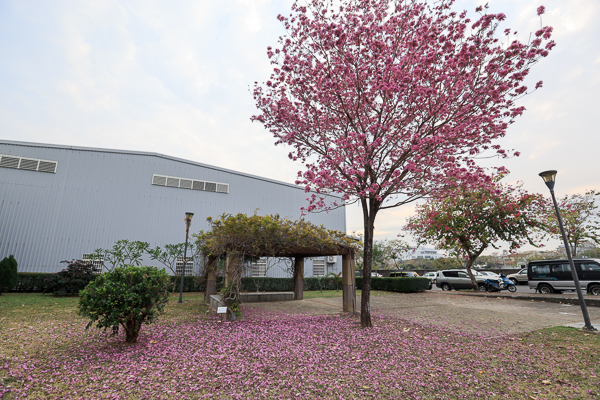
[507,268,528,285]
[422,271,438,284]
[436,269,500,291]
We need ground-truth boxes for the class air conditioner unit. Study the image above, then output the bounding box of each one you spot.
[327,256,336,263]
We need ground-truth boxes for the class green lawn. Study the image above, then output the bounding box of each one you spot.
[1,292,599,399]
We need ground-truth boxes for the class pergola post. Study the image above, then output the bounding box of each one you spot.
[293,256,304,300]
[225,251,239,287]
[205,255,218,305]
[342,252,356,313]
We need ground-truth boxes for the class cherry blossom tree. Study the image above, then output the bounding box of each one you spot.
[543,190,600,257]
[252,0,554,327]
[404,175,546,289]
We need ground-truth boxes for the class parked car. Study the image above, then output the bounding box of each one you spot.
[389,271,418,278]
[389,270,431,289]
[476,271,501,279]
[422,271,438,284]
[528,259,600,295]
[507,268,528,285]
[371,272,383,278]
[436,269,500,291]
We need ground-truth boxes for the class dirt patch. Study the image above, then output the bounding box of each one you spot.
[245,291,600,336]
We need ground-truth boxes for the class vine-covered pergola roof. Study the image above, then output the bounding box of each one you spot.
[194,212,358,258]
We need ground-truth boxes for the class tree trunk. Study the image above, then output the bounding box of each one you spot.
[464,258,479,290]
[125,319,141,343]
[293,256,304,300]
[205,256,217,305]
[465,249,484,290]
[360,197,378,328]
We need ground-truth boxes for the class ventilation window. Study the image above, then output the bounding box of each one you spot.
[152,175,167,186]
[82,254,104,274]
[19,158,39,171]
[37,161,57,173]
[313,259,326,277]
[166,177,180,188]
[0,156,20,169]
[251,258,267,277]
[192,180,205,191]
[152,174,228,194]
[175,256,194,276]
[180,179,193,189]
[0,154,58,173]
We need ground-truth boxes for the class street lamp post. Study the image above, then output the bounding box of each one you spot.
[539,170,595,331]
[179,212,194,304]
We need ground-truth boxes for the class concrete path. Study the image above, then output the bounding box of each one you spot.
[245,291,600,335]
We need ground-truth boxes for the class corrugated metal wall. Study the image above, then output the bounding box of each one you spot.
[0,140,345,276]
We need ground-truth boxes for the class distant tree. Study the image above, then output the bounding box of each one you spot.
[147,243,195,293]
[433,257,463,270]
[404,258,436,270]
[543,190,600,257]
[327,272,343,291]
[0,255,18,295]
[353,237,410,270]
[405,175,545,289]
[252,0,554,327]
[581,246,600,259]
[90,239,150,272]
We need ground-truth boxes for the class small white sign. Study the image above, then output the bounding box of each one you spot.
[217,307,227,314]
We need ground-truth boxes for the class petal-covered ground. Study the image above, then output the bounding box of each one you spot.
[1,293,599,399]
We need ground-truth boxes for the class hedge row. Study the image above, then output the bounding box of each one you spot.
[13,273,54,292]
[13,273,427,294]
[355,277,430,293]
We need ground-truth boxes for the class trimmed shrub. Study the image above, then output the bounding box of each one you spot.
[0,255,18,295]
[78,266,170,343]
[241,277,294,292]
[14,273,52,292]
[355,277,429,292]
[169,275,201,292]
[44,260,97,296]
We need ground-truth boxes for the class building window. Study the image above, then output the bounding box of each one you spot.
[82,254,104,274]
[313,258,325,277]
[175,256,194,276]
[251,258,267,277]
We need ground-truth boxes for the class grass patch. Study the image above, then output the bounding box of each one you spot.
[1,293,599,399]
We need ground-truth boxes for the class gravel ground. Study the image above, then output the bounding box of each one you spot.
[245,291,600,335]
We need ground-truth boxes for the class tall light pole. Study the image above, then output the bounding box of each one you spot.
[539,170,595,331]
[179,212,194,304]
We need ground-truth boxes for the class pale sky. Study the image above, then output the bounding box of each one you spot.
[1,0,598,255]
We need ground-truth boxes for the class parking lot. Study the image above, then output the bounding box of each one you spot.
[246,291,600,336]
[430,283,541,294]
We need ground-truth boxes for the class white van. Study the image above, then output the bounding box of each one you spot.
[527,259,600,295]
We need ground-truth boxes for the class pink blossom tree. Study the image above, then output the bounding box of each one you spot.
[252,0,554,327]
[404,174,546,289]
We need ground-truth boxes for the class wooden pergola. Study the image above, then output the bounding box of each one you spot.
[204,244,357,313]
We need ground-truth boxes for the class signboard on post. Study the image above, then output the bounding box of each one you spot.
[217,307,227,314]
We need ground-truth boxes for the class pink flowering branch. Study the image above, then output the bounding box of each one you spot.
[252,0,554,327]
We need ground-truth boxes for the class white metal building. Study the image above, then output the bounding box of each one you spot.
[399,247,445,261]
[0,140,346,277]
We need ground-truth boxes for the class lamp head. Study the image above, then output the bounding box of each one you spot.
[185,212,194,224]
[538,170,557,191]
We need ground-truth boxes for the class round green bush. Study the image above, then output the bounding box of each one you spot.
[78,266,170,343]
[0,255,18,295]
